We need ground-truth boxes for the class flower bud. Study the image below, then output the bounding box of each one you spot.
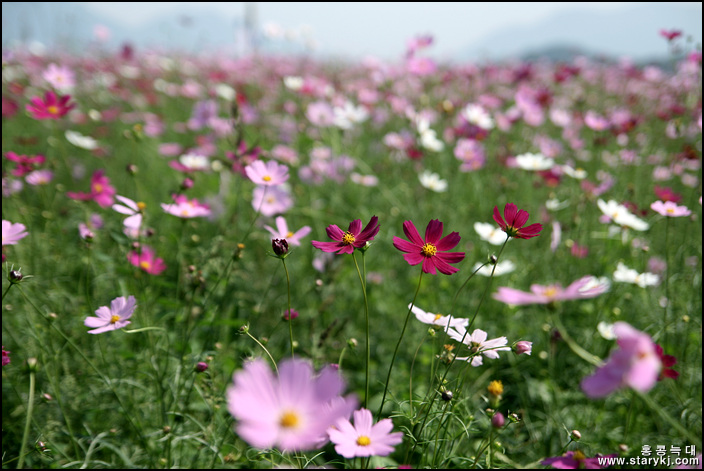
[491,412,505,428]
[272,238,289,257]
[514,341,533,355]
[195,361,209,373]
[441,389,453,402]
[283,308,298,321]
[9,270,23,283]
[571,429,582,441]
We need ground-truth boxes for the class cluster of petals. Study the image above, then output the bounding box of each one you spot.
[410,304,468,329]
[445,326,511,366]
[581,322,661,398]
[612,262,659,288]
[392,219,465,275]
[25,90,75,120]
[112,195,144,231]
[128,245,167,275]
[312,216,379,255]
[66,170,116,208]
[328,408,403,458]
[493,275,610,305]
[227,358,357,452]
[2,220,28,246]
[650,200,691,217]
[84,295,136,334]
[597,199,649,231]
[161,195,211,218]
[493,203,543,239]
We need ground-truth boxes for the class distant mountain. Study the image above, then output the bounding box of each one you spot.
[464,3,702,63]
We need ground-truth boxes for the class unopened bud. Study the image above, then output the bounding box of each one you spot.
[571,430,582,441]
[195,362,209,373]
[272,238,289,257]
[491,412,505,428]
[441,390,453,402]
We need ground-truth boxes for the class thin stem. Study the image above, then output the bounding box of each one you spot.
[281,258,294,357]
[17,363,36,470]
[377,269,424,420]
[352,251,370,408]
[245,330,278,374]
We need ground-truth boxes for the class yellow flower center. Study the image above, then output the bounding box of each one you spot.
[356,435,371,446]
[110,315,121,324]
[93,183,103,193]
[279,411,300,429]
[140,261,151,270]
[137,202,146,211]
[543,286,558,299]
[263,175,272,182]
[421,243,437,257]
[573,450,586,461]
[286,231,294,238]
[47,105,59,115]
[342,232,356,245]
[433,314,443,322]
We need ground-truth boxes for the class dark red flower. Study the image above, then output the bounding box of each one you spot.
[655,344,679,380]
[492,203,543,239]
[311,216,379,255]
[654,186,682,203]
[392,219,465,275]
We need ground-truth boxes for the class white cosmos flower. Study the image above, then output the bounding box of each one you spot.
[515,152,554,171]
[597,321,617,340]
[613,262,659,287]
[462,103,494,129]
[472,260,516,276]
[597,199,649,231]
[561,165,587,179]
[215,83,236,101]
[283,76,304,91]
[416,117,444,152]
[333,101,368,130]
[474,222,508,245]
[66,130,99,150]
[418,170,447,192]
[409,304,468,329]
[178,153,210,171]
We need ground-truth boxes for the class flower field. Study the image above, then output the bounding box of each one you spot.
[1,34,702,469]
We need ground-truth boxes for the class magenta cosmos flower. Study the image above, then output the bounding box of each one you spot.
[161,194,211,218]
[581,322,661,398]
[26,90,75,120]
[392,219,465,275]
[493,203,543,239]
[245,159,289,186]
[541,450,618,469]
[66,169,116,208]
[128,245,167,275]
[84,295,136,334]
[312,216,380,255]
[2,220,28,246]
[650,200,691,217]
[227,358,357,452]
[493,275,610,305]
[328,408,403,458]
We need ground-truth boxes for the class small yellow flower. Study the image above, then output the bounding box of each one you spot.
[488,380,504,397]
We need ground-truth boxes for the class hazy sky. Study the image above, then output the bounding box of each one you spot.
[80,2,703,60]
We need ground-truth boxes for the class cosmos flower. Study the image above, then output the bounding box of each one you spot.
[474,221,510,246]
[264,216,311,246]
[581,322,661,398]
[612,262,659,288]
[66,169,116,208]
[597,199,649,231]
[392,219,465,275]
[2,220,28,246]
[161,195,211,218]
[493,275,610,305]
[227,358,357,452]
[445,326,511,367]
[245,160,290,186]
[409,303,468,329]
[514,152,555,171]
[650,200,691,217]
[26,90,75,120]
[84,295,136,334]
[312,216,379,255]
[327,408,403,458]
[128,245,167,275]
[418,170,448,192]
[541,450,617,469]
[493,203,543,239]
[112,195,144,231]
[252,185,293,217]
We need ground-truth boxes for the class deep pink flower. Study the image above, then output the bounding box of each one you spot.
[84,295,136,334]
[5,152,46,177]
[312,216,379,255]
[493,203,543,239]
[541,450,617,469]
[659,29,682,41]
[393,219,465,275]
[66,170,116,208]
[227,358,357,452]
[493,275,610,305]
[128,245,167,275]
[25,90,75,120]
[655,344,679,380]
[328,408,403,458]
[653,185,682,203]
[2,346,10,366]
[581,322,661,398]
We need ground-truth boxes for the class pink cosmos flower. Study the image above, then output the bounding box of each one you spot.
[245,160,289,186]
[42,63,76,91]
[653,185,682,203]
[25,169,53,185]
[493,203,543,239]
[112,195,144,231]
[541,450,618,469]
[25,90,75,120]
[650,200,691,217]
[581,322,662,398]
[264,216,311,246]
[66,170,116,208]
[2,347,10,366]
[161,195,211,218]
[128,246,167,275]
[5,152,46,177]
[493,275,610,305]
[84,295,136,334]
[392,219,465,275]
[445,326,511,366]
[312,216,380,255]
[227,358,357,452]
[410,303,468,329]
[2,220,28,246]
[328,408,403,458]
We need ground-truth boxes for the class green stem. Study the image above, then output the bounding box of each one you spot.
[352,251,370,408]
[245,330,278,374]
[281,258,294,357]
[377,269,424,420]
[17,362,36,470]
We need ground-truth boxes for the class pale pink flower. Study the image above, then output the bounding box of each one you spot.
[161,195,211,219]
[25,169,53,185]
[650,200,691,217]
[84,295,136,334]
[252,186,293,217]
[263,216,311,246]
[2,220,28,246]
[493,276,610,305]
[42,63,76,92]
[245,160,289,186]
[112,195,144,230]
[445,326,511,366]
[328,408,403,458]
[581,322,661,398]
